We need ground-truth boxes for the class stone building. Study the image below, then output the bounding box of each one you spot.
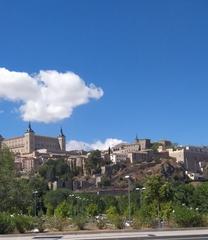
[111,138,171,164]
[0,123,66,155]
[21,157,41,173]
[112,138,152,154]
[110,153,128,164]
[128,150,169,164]
[168,146,208,172]
[67,155,87,175]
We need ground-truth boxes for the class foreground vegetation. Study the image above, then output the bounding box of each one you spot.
[1,148,208,233]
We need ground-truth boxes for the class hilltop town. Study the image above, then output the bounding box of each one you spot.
[1,123,208,193]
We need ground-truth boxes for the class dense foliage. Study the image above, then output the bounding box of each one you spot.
[85,150,102,174]
[2,147,208,232]
[39,159,76,181]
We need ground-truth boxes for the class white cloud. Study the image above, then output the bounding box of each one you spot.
[0,67,103,123]
[66,138,124,151]
[66,140,92,151]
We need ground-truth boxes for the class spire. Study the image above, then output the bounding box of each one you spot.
[26,122,34,133]
[135,134,139,142]
[59,127,65,137]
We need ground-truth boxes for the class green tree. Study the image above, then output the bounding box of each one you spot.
[85,150,102,175]
[54,200,73,218]
[101,195,119,213]
[135,203,157,227]
[106,206,124,229]
[144,176,174,204]
[143,176,174,220]
[192,182,208,213]
[44,189,71,215]
[39,159,73,182]
[173,205,204,227]
[8,178,33,214]
[174,183,195,207]
[0,147,15,175]
[0,148,34,214]
[86,203,99,217]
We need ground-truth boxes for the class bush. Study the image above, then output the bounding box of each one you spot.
[54,201,72,218]
[96,219,106,229]
[34,216,46,233]
[135,204,157,228]
[112,215,124,229]
[173,206,204,227]
[14,215,35,233]
[132,217,142,229]
[45,216,70,231]
[44,189,72,216]
[0,213,15,234]
[106,206,124,229]
[86,203,99,217]
[73,216,87,230]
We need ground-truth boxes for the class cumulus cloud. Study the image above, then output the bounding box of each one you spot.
[66,140,92,151]
[0,67,103,123]
[66,138,124,151]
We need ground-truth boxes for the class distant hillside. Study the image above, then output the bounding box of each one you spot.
[108,158,188,188]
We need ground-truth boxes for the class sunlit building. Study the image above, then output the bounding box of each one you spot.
[0,123,66,155]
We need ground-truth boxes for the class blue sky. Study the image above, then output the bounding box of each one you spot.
[0,0,208,147]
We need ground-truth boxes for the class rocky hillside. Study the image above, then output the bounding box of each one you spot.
[109,158,188,188]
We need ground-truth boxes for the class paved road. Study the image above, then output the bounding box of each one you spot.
[1,229,208,240]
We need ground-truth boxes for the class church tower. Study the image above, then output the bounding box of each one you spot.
[58,128,66,151]
[24,122,35,153]
[135,134,139,142]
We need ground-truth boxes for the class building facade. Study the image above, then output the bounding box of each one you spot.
[112,138,152,154]
[168,146,208,172]
[0,123,66,155]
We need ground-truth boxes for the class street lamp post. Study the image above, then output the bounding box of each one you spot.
[76,196,83,215]
[33,190,38,217]
[135,187,146,208]
[125,175,131,221]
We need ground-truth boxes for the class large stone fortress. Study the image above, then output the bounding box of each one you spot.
[0,123,66,155]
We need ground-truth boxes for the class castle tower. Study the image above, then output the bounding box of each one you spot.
[135,134,139,142]
[24,122,35,153]
[58,127,66,151]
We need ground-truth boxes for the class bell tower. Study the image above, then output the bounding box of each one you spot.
[58,127,66,151]
[24,122,35,153]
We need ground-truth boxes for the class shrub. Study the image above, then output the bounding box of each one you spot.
[112,215,124,229]
[14,215,35,233]
[44,189,71,216]
[132,217,142,229]
[106,206,124,229]
[73,216,87,230]
[86,203,99,217]
[34,216,46,233]
[96,219,106,229]
[0,213,15,234]
[54,201,72,218]
[45,216,70,231]
[173,206,204,227]
[135,204,157,228]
